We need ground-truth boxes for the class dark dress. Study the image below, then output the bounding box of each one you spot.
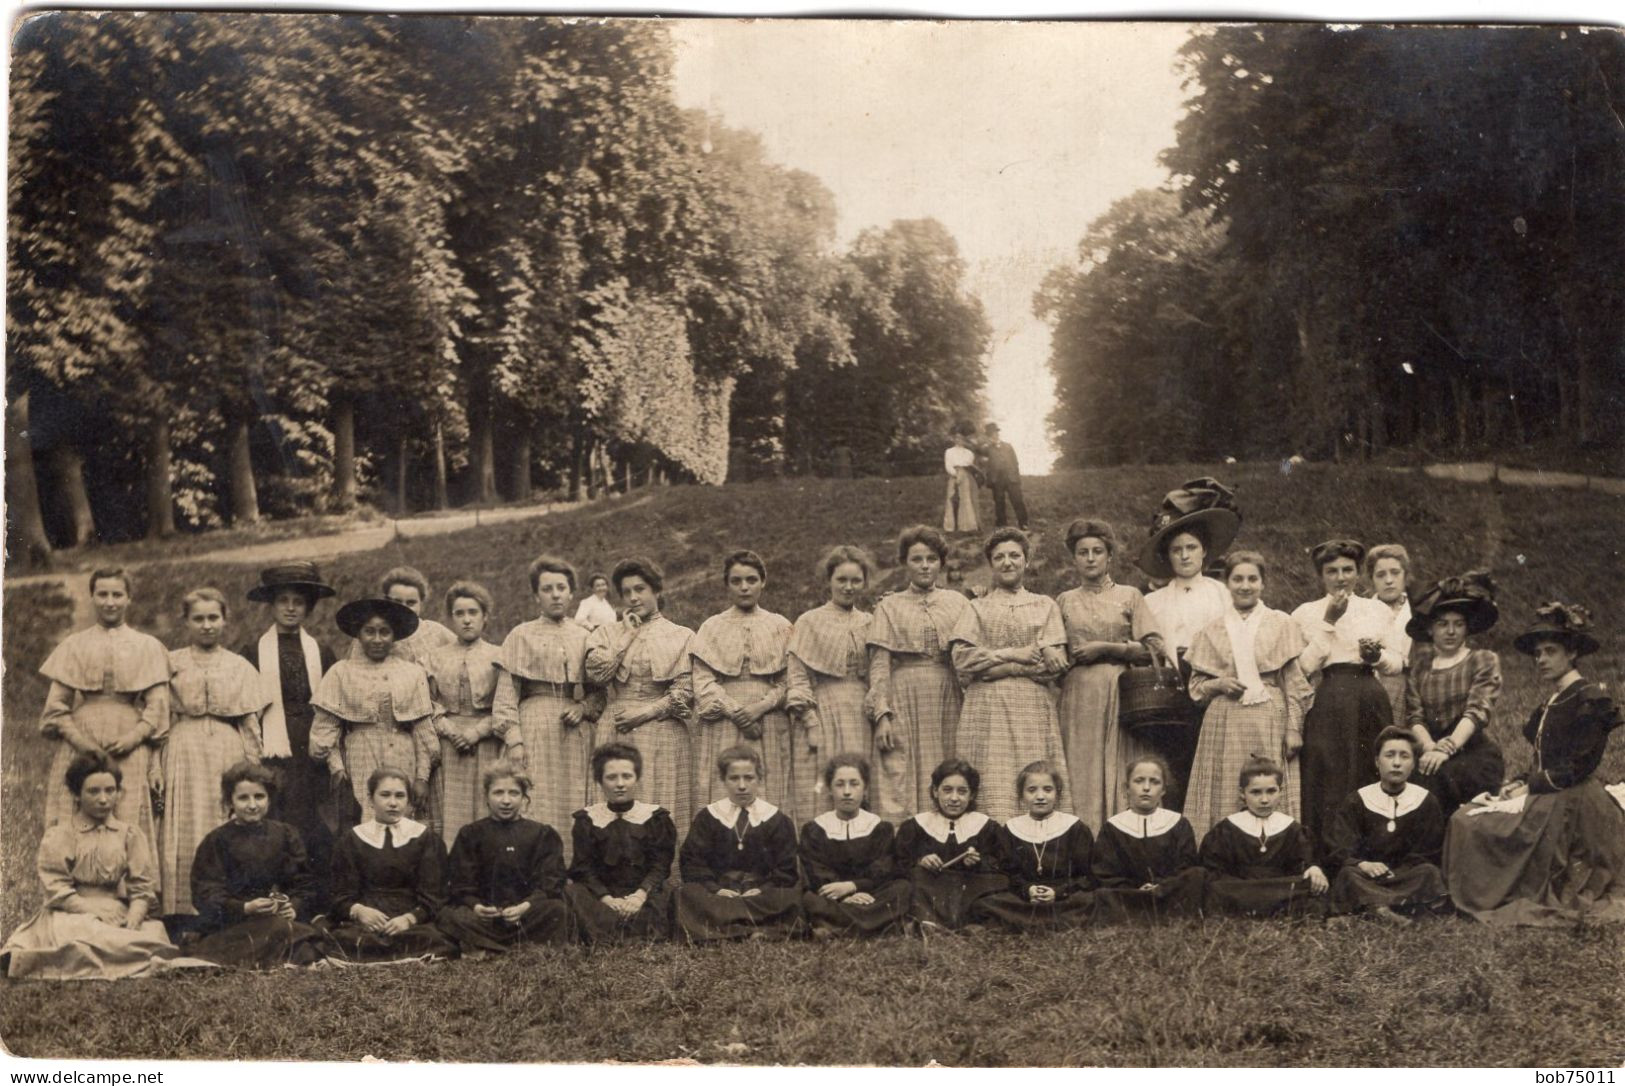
[1199,812,1326,917]
[566,801,677,943]
[892,811,1009,930]
[676,800,802,941]
[437,816,569,952]
[239,631,344,913]
[973,813,1094,931]
[1090,809,1205,921]
[1445,678,1625,926]
[1405,647,1505,820]
[189,818,339,968]
[798,810,910,935]
[323,819,458,961]
[1325,782,1446,914]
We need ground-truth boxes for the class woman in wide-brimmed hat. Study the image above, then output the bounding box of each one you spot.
[308,598,439,818]
[1443,602,1625,927]
[1402,571,1505,820]
[1139,478,1241,807]
[239,562,340,911]
[1291,538,1407,848]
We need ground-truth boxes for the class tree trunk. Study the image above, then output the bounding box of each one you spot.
[508,427,532,502]
[5,391,54,565]
[467,394,496,505]
[228,417,260,525]
[145,418,175,539]
[395,434,409,516]
[432,420,449,510]
[624,454,632,494]
[1575,340,1593,445]
[332,396,357,510]
[49,442,96,546]
[568,426,584,502]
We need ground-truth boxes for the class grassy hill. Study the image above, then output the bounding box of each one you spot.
[2,465,1622,1064]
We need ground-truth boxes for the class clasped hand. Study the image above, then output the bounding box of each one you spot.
[351,904,414,936]
[244,896,297,920]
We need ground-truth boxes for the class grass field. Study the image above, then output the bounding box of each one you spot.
[2,464,1622,1065]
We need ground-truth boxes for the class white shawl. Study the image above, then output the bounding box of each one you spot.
[1225,606,1271,706]
[258,627,323,759]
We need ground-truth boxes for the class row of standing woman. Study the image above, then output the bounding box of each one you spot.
[21,475,1624,948]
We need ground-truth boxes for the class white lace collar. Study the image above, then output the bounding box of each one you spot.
[1005,812,1079,844]
[812,808,883,839]
[582,801,661,829]
[1223,811,1296,838]
[912,810,990,842]
[1357,782,1428,819]
[706,797,778,828]
[352,818,428,849]
[1106,807,1182,838]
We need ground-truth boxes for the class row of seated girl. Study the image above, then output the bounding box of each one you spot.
[3,722,1448,979]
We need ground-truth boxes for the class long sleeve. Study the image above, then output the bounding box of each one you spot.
[951,637,1003,681]
[641,813,678,896]
[567,818,611,899]
[1322,796,1363,872]
[280,826,315,917]
[1188,672,1230,705]
[866,647,895,722]
[1530,688,1624,793]
[1280,658,1313,746]
[189,830,239,921]
[39,681,87,745]
[1169,820,1200,874]
[578,682,607,723]
[690,659,740,721]
[798,823,842,889]
[680,813,724,892]
[1296,616,1333,679]
[583,625,629,685]
[491,670,522,746]
[123,825,159,906]
[446,825,484,906]
[1404,667,1425,731]
[412,834,449,922]
[1198,821,1237,877]
[763,815,801,888]
[1090,828,1134,887]
[1000,828,1035,895]
[1401,800,1445,867]
[1285,823,1316,876]
[1057,824,1095,897]
[239,710,264,762]
[136,683,170,743]
[411,715,438,781]
[1459,651,1502,728]
[857,824,897,892]
[523,827,567,911]
[308,708,343,770]
[328,834,361,920]
[784,654,817,716]
[36,832,85,912]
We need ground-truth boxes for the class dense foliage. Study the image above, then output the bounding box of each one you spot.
[6,13,990,558]
[1040,26,1625,468]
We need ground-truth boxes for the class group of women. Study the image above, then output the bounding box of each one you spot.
[5,473,1623,977]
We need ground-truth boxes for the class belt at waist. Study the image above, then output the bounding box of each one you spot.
[1321,662,1377,678]
[519,679,577,699]
[890,655,951,670]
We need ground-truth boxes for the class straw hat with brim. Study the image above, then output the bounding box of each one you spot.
[1136,477,1242,579]
[335,598,420,641]
[247,561,336,604]
[1513,601,1600,658]
[1405,571,1499,641]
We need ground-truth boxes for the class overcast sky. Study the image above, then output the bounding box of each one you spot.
[671,20,1194,473]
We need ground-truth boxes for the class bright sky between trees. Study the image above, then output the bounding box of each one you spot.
[672,20,1192,474]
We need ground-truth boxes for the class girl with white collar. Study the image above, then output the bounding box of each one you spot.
[892,758,1008,933]
[798,754,910,938]
[1324,728,1447,925]
[675,747,802,942]
[974,761,1095,932]
[1199,757,1328,917]
[1090,756,1205,921]
[323,767,458,961]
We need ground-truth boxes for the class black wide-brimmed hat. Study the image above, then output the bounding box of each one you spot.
[335,598,420,641]
[1513,601,1600,658]
[247,561,336,604]
[1136,477,1242,579]
[1406,570,1499,641]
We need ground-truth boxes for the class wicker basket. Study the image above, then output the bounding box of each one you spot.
[1117,660,1197,736]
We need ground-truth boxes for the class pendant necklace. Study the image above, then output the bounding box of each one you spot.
[1387,795,1398,834]
[1028,821,1051,872]
[1255,816,1268,853]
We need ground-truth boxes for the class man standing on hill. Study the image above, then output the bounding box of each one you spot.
[982,422,1028,531]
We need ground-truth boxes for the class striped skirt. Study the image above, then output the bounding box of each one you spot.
[160,714,256,915]
[793,673,870,820]
[872,658,960,824]
[515,687,595,860]
[691,675,791,816]
[337,721,420,815]
[431,712,505,850]
[1183,683,1302,844]
[955,676,1070,824]
[44,695,159,865]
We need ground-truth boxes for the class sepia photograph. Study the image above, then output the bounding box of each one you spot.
[2,2,1623,1070]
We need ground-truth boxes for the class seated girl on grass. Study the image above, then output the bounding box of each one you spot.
[1091,756,1204,921]
[892,758,1008,933]
[974,760,1094,932]
[1199,756,1328,917]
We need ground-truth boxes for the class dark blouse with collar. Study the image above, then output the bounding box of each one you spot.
[568,804,677,898]
[190,819,315,929]
[1523,678,1623,794]
[447,816,565,910]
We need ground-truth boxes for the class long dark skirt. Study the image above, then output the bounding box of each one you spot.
[437,901,569,952]
[675,885,802,942]
[802,882,912,936]
[1415,740,1504,822]
[906,868,1008,930]
[1444,779,1625,927]
[1300,666,1391,847]
[1092,868,1206,923]
[565,882,671,943]
[972,890,1094,932]
[263,754,351,915]
[318,919,460,962]
[1331,863,1446,915]
[190,916,339,969]
[1205,877,1327,919]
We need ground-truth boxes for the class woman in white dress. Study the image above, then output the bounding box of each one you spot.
[1365,543,1415,727]
[943,424,981,534]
